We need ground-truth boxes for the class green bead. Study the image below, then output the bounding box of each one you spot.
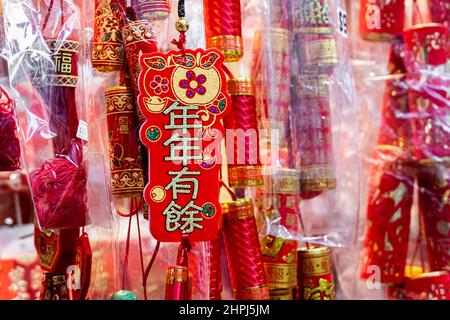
[109,290,137,300]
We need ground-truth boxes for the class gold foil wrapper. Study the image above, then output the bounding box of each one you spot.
[207,35,243,62]
[228,166,264,188]
[298,246,332,277]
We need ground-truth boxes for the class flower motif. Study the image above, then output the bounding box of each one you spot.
[150,75,169,94]
[179,70,207,99]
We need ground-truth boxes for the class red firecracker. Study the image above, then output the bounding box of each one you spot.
[296,246,335,300]
[222,198,270,300]
[292,0,338,70]
[105,86,145,197]
[92,0,126,72]
[122,20,158,125]
[291,73,336,198]
[203,0,243,62]
[259,169,300,300]
[224,78,263,188]
[404,271,450,299]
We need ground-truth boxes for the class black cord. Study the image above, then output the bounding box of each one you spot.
[178,0,185,18]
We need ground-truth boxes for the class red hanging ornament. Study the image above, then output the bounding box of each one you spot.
[203,0,243,62]
[105,85,145,197]
[403,23,448,70]
[92,0,127,72]
[67,233,92,300]
[404,271,450,299]
[360,38,416,284]
[122,20,158,125]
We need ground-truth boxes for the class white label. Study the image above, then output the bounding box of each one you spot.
[76,120,89,142]
[337,6,348,38]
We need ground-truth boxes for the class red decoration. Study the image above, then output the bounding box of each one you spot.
[404,271,450,300]
[259,169,300,299]
[0,85,20,171]
[222,198,270,300]
[138,48,231,242]
[296,246,335,300]
[291,73,335,197]
[105,86,145,197]
[359,0,405,41]
[68,233,92,300]
[165,266,189,300]
[34,226,79,273]
[203,0,243,62]
[122,20,158,124]
[418,164,450,272]
[360,161,415,284]
[292,0,337,70]
[404,23,448,69]
[131,0,171,21]
[207,232,223,300]
[224,78,263,188]
[92,0,126,72]
[428,0,450,27]
[408,75,450,161]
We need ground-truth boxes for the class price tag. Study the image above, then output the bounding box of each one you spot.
[337,6,348,38]
[76,120,89,142]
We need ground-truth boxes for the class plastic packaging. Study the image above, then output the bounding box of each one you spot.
[3,0,89,230]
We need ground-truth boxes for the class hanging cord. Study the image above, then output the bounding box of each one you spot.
[176,234,192,267]
[172,0,188,56]
[121,198,135,290]
[142,240,161,299]
[135,205,147,300]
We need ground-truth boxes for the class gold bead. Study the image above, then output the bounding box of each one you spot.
[175,17,189,33]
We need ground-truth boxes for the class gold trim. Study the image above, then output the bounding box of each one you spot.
[410,271,449,280]
[269,288,294,300]
[404,22,447,32]
[298,246,330,257]
[227,78,253,96]
[234,285,270,300]
[294,27,333,34]
[207,35,243,62]
[221,198,255,221]
[264,263,297,289]
[166,266,188,284]
[228,166,264,188]
[361,32,397,42]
